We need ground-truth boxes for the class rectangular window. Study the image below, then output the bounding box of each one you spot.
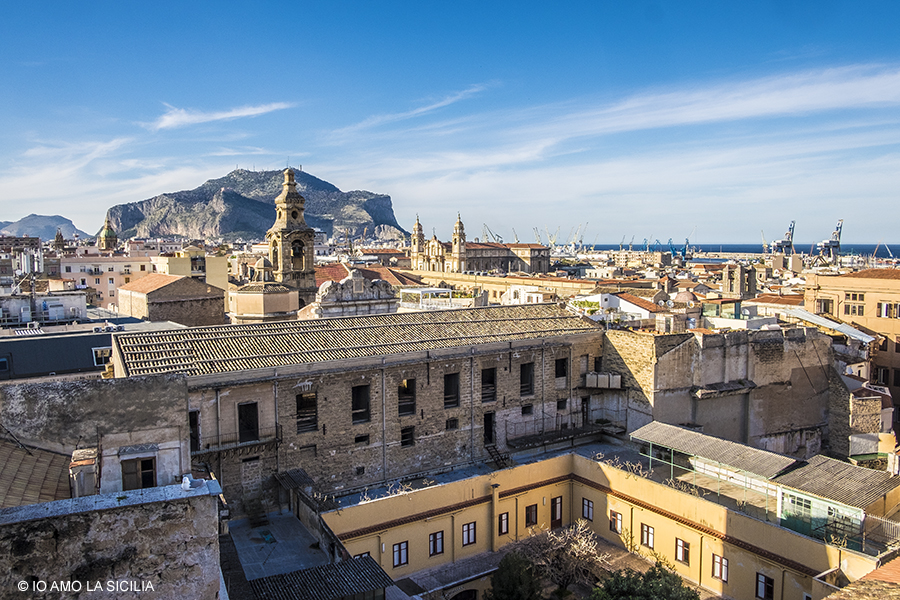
[354,552,370,559]
[555,357,568,378]
[398,378,416,416]
[462,521,476,546]
[609,510,622,534]
[355,434,370,446]
[481,367,497,402]
[122,457,156,491]
[238,402,259,443]
[525,504,538,527]
[65,266,72,273]
[594,356,603,372]
[95,278,100,285]
[92,347,112,366]
[676,538,690,564]
[189,410,200,453]
[429,531,444,556]
[393,541,408,568]
[756,573,774,599]
[556,398,567,410]
[400,426,415,447]
[444,373,460,408]
[296,392,317,433]
[582,498,594,521]
[352,384,371,423]
[499,512,509,535]
[108,277,114,284]
[551,496,562,528]
[124,277,130,284]
[446,417,458,430]
[356,466,365,476]
[108,267,114,272]
[521,404,533,415]
[640,524,654,549]
[520,362,534,395]
[712,554,728,582]
[140,264,146,271]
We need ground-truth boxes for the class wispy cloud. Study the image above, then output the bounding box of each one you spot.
[148,102,294,131]
[332,84,489,137]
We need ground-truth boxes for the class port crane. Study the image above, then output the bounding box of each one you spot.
[817,219,843,264]
[771,221,795,255]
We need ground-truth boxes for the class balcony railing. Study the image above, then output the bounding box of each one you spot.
[192,424,282,454]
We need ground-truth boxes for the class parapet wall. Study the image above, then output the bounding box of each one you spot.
[0,482,220,600]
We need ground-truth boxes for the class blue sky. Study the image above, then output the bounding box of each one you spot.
[2,2,899,244]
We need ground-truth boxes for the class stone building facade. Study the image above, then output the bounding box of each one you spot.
[266,168,317,306]
[599,327,843,459]
[410,216,550,274]
[112,304,605,515]
[117,273,225,327]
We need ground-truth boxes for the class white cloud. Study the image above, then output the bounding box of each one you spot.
[148,102,295,131]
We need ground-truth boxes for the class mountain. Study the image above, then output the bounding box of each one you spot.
[106,168,407,241]
[0,215,90,240]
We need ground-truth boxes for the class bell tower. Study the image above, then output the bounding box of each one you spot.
[411,215,425,270]
[451,213,466,273]
[265,168,317,305]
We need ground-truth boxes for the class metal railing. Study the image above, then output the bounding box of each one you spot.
[506,407,625,448]
[193,424,282,454]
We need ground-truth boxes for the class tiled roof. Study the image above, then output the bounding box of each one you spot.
[616,293,665,313]
[466,242,507,249]
[747,294,804,306]
[773,454,900,509]
[117,273,183,294]
[250,556,394,600]
[234,282,294,294]
[838,269,900,280]
[315,264,350,287]
[0,440,72,509]
[631,422,798,479]
[114,303,599,377]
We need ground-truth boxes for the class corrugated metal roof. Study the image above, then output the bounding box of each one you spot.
[114,304,600,377]
[274,468,315,489]
[773,454,900,509]
[630,422,799,479]
[782,308,876,344]
[250,556,394,600]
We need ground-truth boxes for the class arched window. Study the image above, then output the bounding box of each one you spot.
[291,240,305,270]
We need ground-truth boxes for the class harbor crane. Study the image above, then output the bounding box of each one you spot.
[511,228,519,243]
[533,228,543,244]
[771,221,795,255]
[817,219,843,264]
[761,230,769,254]
[619,235,626,251]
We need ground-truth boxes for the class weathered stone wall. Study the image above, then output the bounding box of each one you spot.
[187,331,604,509]
[0,375,189,455]
[604,327,838,457]
[0,483,220,600]
[147,296,225,327]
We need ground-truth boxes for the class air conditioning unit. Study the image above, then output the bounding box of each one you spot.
[116,325,125,331]
[105,326,115,332]
[27,321,40,330]
[93,327,103,333]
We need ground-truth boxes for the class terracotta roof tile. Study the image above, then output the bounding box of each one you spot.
[0,440,72,509]
[114,304,600,377]
[118,273,184,294]
[838,269,900,280]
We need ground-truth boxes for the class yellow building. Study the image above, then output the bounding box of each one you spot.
[320,442,897,600]
[805,270,900,401]
[151,245,228,291]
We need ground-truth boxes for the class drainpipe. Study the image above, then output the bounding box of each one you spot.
[470,353,476,464]
[382,359,387,485]
[491,484,500,551]
[273,380,279,473]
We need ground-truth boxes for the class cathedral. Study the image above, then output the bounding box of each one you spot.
[410,215,551,274]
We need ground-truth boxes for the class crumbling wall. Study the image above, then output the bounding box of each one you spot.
[0,483,220,600]
[0,375,188,454]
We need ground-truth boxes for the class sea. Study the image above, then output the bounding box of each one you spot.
[585,243,897,259]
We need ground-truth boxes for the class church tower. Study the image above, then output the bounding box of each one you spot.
[451,213,466,273]
[97,216,118,252]
[411,215,425,270]
[265,168,317,305]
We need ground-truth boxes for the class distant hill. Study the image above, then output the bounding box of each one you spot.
[0,215,90,240]
[106,168,407,241]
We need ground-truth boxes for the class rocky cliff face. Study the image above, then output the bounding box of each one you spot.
[107,168,406,240]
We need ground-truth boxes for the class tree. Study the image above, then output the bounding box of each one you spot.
[515,519,609,592]
[484,551,542,600]
[591,562,700,600]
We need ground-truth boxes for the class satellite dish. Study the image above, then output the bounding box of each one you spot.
[657,300,665,306]
[666,300,674,308]
[742,308,750,316]
[688,301,695,308]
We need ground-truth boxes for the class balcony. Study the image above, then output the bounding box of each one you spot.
[192,424,282,455]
